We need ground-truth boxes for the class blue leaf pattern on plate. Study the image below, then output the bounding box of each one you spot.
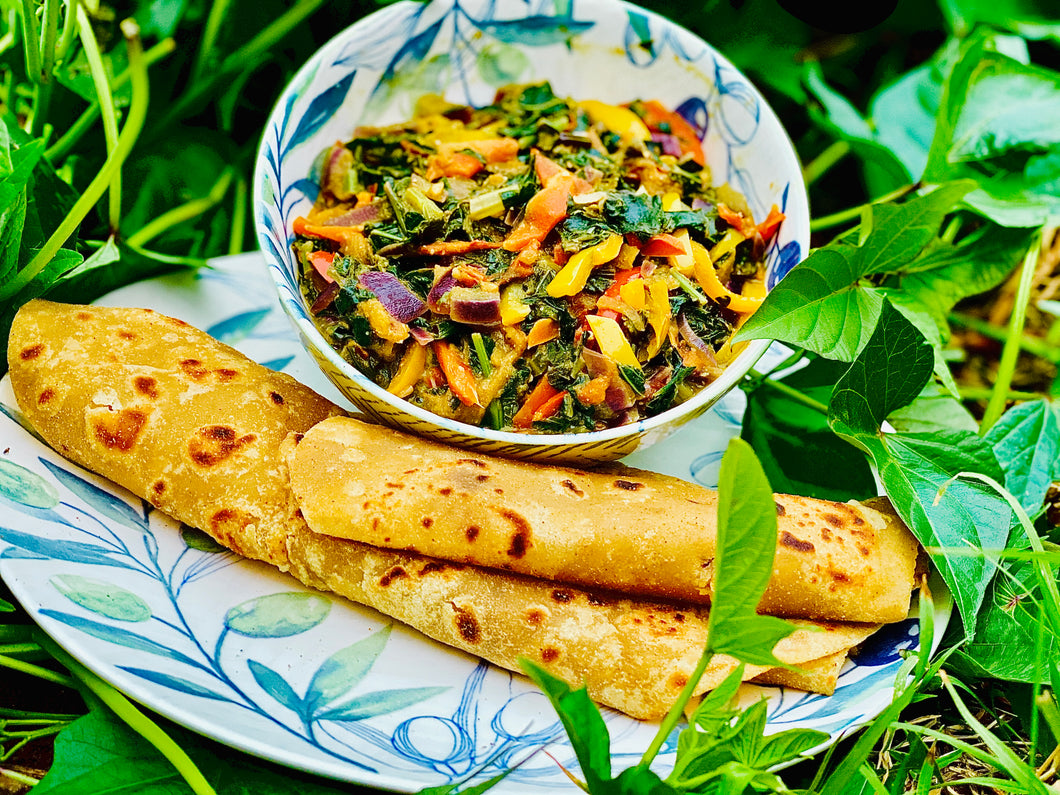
[284,70,357,155]
[38,609,206,669]
[40,459,148,534]
[118,667,230,701]
[0,526,132,568]
[206,307,271,343]
[249,658,307,718]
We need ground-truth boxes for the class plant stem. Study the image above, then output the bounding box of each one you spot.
[803,140,850,187]
[0,653,77,688]
[55,0,79,63]
[980,232,1043,433]
[191,0,233,84]
[45,37,174,162]
[0,19,148,302]
[810,183,918,233]
[958,386,1046,402]
[17,0,40,83]
[747,370,830,414]
[38,635,218,795]
[949,311,1060,365]
[639,647,717,768]
[0,767,39,786]
[127,168,234,247]
[76,2,121,232]
[153,0,329,133]
[227,174,247,255]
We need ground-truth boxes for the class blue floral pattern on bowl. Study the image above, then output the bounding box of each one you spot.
[253,0,811,466]
[0,255,949,793]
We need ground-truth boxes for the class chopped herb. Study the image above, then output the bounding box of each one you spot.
[618,364,646,395]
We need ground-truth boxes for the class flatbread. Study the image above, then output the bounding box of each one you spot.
[8,299,342,565]
[288,415,920,623]
[6,299,890,719]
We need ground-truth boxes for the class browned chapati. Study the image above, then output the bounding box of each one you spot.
[288,415,920,623]
[7,299,902,719]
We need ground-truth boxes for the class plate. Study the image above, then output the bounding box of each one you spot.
[0,254,949,793]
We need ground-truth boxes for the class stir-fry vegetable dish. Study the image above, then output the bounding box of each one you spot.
[292,83,783,433]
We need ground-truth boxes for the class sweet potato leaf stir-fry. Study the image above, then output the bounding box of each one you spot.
[292,83,783,432]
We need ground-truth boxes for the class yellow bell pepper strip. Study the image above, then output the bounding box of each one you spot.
[387,342,427,398]
[645,277,672,359]
[585,314,641,369]
[579,100,651,143]
[432,340,480,406]
[308,250,335,283]
[596,268,642,322]
[630,99,706,166]
[546,233,623,297]
[619,278,646,310]
[526,318,560,348]
[691,240,764,315]
[512,377,563,429]
[499,283,531,325]
[361,299,410,342]
[708,228,746,266]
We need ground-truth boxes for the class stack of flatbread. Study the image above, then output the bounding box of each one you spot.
[6,299,921,721]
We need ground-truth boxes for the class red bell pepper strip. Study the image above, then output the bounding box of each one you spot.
[308,250,335,283]
[755,205,786,243]
[640,232,687,257]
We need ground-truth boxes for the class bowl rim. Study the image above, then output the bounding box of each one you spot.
[253,0,804,448]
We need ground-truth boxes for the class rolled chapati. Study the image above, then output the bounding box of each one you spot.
[6,299,886,719]
[288,416,921,624]
[8,299,342,565]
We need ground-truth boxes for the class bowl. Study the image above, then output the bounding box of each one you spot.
[254,0,809,466]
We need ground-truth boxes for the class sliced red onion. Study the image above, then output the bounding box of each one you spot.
[324,145,354,199]
[581,348,614,379]
[408,325,435,346]
[310,281,340,314]
[449,287,501,326]
[321,201,382,227]
[677,310,719,362]
[427,268,457,313]
[692,197,714,212]
[651,131,683,158]
[358,271,426,323]
[605,380,636,412]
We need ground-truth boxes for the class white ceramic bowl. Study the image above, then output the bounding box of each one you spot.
[254,0,809,466]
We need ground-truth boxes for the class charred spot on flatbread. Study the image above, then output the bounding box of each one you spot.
[19,343,44,360]
[551,588,574,603]
[379,566,407,587]
[38,388,54,404]
[780,531,815,553]
[134,376,159,399]
[561,479,585,497]
[498,509,531,558]
[465,525,480,542]
[180,358,209,380]
[208,507,258,554]
[269,391,285,405]
[450,603,480,643]
[91,406,150,452]
[540,647,560,662]
[188,425,256,467]
[613,479,644,491]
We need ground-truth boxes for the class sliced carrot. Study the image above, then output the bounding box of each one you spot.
[292,216,361,245]
[717,203,757,238]
[512,377,562,429]
[426,138,520,180]
[432,340,480,406]
[308,250,335,282]
[526,318,560,348]
[597,268,642,321]
[502,176,574,252]
[414,240,501,256]
[633,99,706,166]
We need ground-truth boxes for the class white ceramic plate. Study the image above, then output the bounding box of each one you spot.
[0,255,948,793]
